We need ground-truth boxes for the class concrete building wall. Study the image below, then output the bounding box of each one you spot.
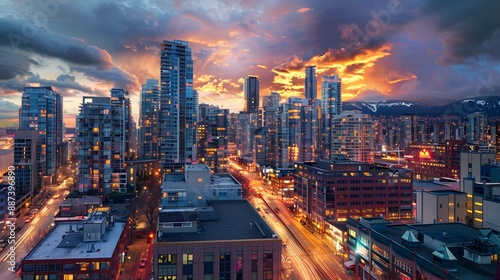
[460,152,495,192]
[0,150,13,177]
[154,240,281,280]
[483,200,500,231]
[416,191,467,224]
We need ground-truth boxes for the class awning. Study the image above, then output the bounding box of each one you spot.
[344,260,356,269]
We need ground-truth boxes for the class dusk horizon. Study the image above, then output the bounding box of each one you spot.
[1,0,500,127]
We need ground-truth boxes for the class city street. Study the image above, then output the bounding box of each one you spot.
[232,162,354,280]
[0,180,69,280]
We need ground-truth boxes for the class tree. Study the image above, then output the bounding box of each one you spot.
[144,194,160,232]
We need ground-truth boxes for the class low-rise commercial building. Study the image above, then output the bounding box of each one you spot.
[154,200,282,280]
[294,159,413,231]
[347,217,499,280]
[406,140,472,180]
[415,190,467,224]
[21,211,127,280]
[161,164,241,209]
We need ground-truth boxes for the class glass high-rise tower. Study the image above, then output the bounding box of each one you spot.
[244,75,260,113]
[110,88,133,160]
[76,96,127,193]
[139,79,160,160]
[304,66,317,103]
[321,74,342,159]
[20,86,63,180]
[160,40,198,171]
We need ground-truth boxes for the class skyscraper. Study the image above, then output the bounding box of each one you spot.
[160,40,198,171]
[331,110,374,163]
[139,79,160,160]
[278,98,307,167]
[13,130,39,196]
[304,66,317,102]
[262,92,281,166]
[262,92,281,110]
[197,104,230,172]
[274,98,320,167]
[235,113,251,156]
[467,112,487,145]
[20,86,63,181]
[110,88,133,159]
[402,115,418,148]
[76,96,127,193]
[321,74,342,158]
[244,75,260,113]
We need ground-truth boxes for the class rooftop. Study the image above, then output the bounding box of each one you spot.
[185,164,210,171]
[24,220,125,261]
[353,218,498,279]
[413,180,460,192]
[163,173,185,183]
[60,196,102,207]
[157,200,278,242]
[426,189,464,195]
[211,173,239,185]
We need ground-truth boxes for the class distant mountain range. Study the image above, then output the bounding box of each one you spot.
[343,96,500,117]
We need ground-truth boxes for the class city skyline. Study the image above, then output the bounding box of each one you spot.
[1,0,500,127]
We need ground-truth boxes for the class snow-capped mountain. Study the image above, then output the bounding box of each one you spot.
[343,96,500,117]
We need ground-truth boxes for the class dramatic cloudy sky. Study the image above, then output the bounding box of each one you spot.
[1,0,500,127]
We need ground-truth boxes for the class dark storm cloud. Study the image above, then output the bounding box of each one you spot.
[26,74,108,97]
[0,99,19,120]
[1,0,499,115]
[41,0,178,52]
[57,74,76,82]
[70,66,138,91]
[344,63,367,74]
[0,48,31,80]
[0,18,113,69]
[277,0,400,57]
[418,0,500,64]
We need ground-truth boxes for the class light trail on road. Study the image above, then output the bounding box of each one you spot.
[229,159,353,280]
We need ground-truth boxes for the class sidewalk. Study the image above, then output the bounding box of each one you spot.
[308,227,356,279]
[120,237,150,280]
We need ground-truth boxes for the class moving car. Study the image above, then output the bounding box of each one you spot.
[139,252,147,268]
[24,215,34,223]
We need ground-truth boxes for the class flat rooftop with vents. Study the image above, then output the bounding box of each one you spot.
[157,199,277,242]
[348,218,500,279]
[24,214,125,261]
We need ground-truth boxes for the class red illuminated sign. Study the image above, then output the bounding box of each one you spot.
[419,149,431,159]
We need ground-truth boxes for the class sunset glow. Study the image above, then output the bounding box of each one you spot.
[0,0,499,127]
